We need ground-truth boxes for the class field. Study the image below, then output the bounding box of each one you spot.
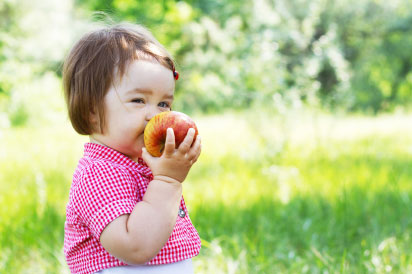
[1,111,412,273]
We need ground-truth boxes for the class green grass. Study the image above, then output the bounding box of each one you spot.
[1,112,412,273]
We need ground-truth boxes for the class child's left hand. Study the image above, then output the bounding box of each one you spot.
[142,128,201,183]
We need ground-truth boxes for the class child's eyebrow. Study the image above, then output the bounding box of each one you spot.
[127,88,174,99]
[127,88,151,94]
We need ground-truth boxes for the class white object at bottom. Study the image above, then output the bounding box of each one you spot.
[95,259,194,274]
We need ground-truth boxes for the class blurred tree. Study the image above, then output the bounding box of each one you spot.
[0,0,21,125]
[347,8,412,112]
[76,0,354,113]
[0,0,85,128]
[2,0,412,127]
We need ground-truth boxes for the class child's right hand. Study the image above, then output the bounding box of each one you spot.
[142,128,201,183]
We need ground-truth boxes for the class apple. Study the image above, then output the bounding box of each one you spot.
[144,111,198,157]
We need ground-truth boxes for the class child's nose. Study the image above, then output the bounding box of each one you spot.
[145,106,160,121]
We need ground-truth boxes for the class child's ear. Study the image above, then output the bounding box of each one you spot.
[90,111,98,124]
[89,110,101,133]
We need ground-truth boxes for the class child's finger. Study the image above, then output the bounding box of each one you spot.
[141,147,152,163]
[163,128,176,155]
[178,128,196,153]
[186,135,201,160]
[191,152,200,165]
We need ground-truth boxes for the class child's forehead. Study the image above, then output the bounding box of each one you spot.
[111,58,175,91]
[113,55,158,80]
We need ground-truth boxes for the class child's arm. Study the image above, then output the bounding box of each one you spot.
[99,128,201,265]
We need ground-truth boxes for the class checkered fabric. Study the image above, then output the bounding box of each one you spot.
[64,143,201,274]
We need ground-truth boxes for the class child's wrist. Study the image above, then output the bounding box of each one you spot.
[153,175,182,185]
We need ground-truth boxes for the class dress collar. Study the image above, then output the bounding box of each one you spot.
[83,142,153,179]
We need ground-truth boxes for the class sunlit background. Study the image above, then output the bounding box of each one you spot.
[1,0,412,273]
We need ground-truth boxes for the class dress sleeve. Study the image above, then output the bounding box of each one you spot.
[72,161,140,239]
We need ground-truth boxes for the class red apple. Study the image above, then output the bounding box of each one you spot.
[144,111,198,157]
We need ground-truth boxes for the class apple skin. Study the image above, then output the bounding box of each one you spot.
[144,111,198,157]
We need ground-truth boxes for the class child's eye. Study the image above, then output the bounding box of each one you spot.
[158,102,170,108]
[132,98,144,104]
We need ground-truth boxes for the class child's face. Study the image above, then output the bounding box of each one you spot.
[90,59,175,161]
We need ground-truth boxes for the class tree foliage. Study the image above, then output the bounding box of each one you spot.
[76,0,412,114]
[0,0,85,127]
[1,0,412,128]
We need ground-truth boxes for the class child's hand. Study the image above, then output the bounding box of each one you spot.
[142,128,201,183]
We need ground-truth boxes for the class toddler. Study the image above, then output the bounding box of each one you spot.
[63,23,201,274]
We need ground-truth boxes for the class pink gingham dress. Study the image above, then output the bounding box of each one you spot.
[64,143,201,274]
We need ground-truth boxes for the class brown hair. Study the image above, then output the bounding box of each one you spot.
[62,23,176,135]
